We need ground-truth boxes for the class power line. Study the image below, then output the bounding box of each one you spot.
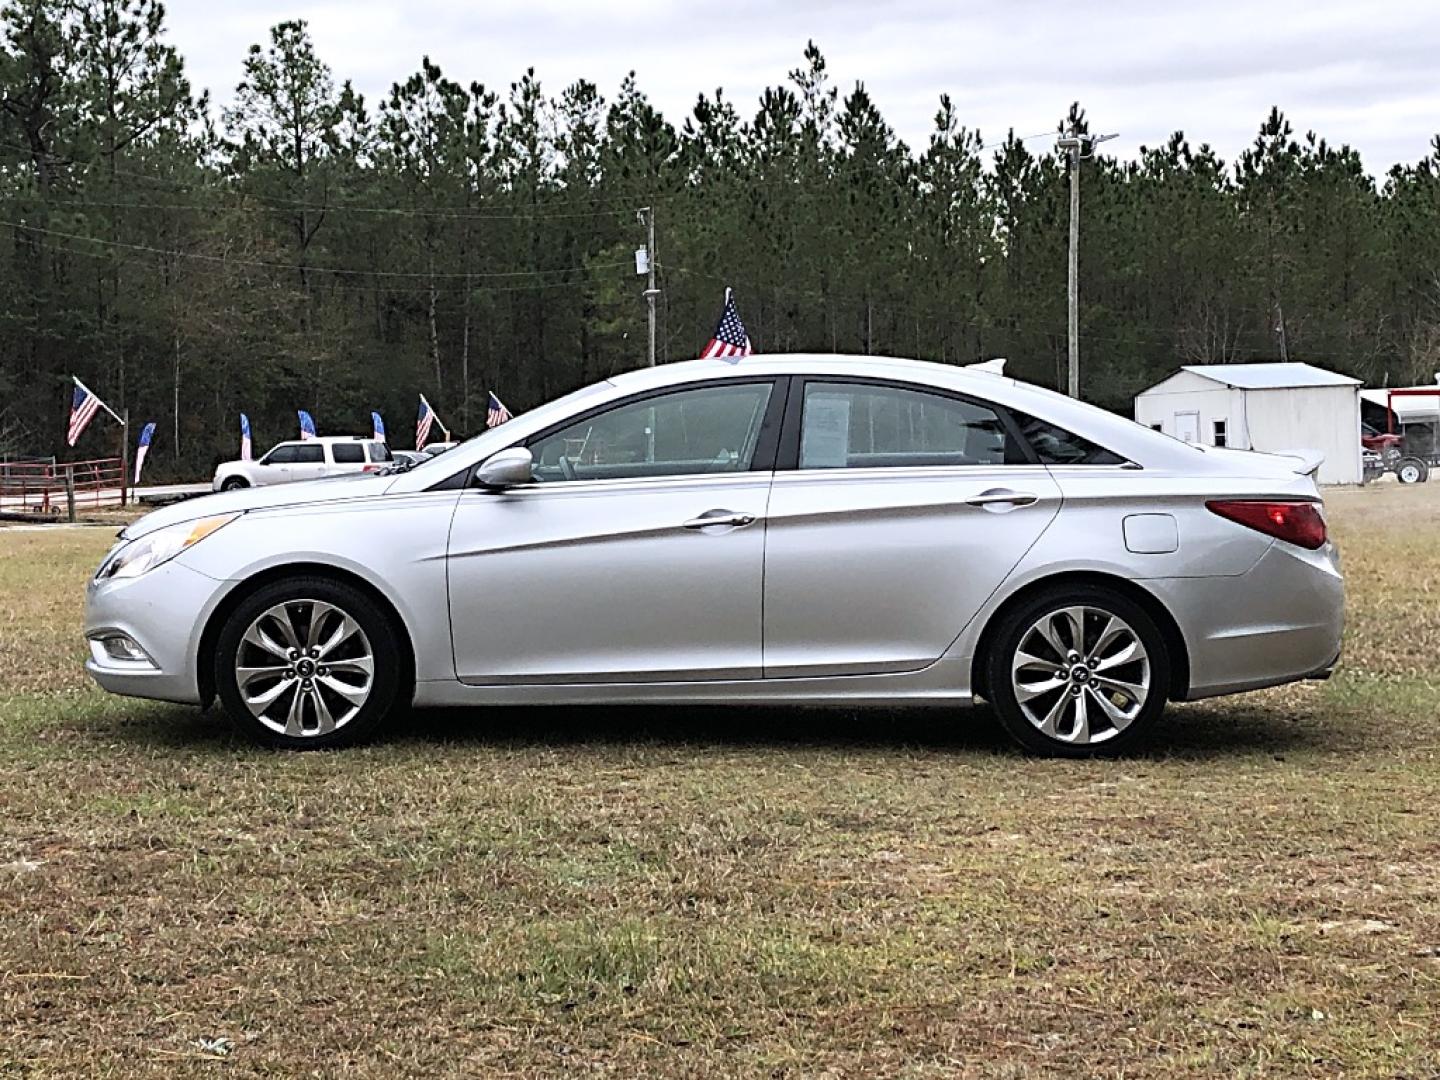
[1,218,632,280]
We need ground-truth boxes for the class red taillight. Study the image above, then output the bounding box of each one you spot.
[1206,500,1327,550]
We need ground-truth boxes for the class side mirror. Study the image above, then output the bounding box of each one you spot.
[473,446,534,489]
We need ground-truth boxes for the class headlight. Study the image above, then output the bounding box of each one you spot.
[95,513,240,581]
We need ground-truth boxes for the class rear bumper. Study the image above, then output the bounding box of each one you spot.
[1146,540,1345,701]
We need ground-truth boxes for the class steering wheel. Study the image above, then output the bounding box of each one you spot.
[558,454,577,481]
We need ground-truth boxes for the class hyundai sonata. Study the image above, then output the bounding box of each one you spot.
[84,355,1344,756]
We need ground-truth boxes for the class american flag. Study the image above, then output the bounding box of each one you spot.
[298,410,317,440]
[134,422,156,484]
[486,391,512,428]
[416,395,438,450]
[240,413,252,461]
[700,287,753,361]
[67,380,105,447]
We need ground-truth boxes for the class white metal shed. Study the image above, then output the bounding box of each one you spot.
[1133,363,1362,484]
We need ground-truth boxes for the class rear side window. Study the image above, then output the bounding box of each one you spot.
[1010,411,1125,465]
[331,443,365,463]
[366,442,393,462]
[799,382,1025,469]
[293,445,325,464]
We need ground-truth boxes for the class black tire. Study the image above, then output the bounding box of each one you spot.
[213,576,404,749]
[1396,457,1429,485]
[984,584,1171,758]
[221,477,249,491]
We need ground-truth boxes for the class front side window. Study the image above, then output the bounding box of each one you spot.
[331,443,365,464]
[798,382,1022,469]
[263,444,299,465]
[366,442,393,462]
[529,382,774,482]
[293,445,325,464]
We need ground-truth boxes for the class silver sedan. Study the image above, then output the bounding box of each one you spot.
[83,355,1344,756]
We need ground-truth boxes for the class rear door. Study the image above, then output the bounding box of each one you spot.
[330,441,368,475]
[762,378,1061,677]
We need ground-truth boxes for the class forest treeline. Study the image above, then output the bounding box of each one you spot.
[3,2,1439,472]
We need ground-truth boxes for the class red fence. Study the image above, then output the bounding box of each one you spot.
[0,457,126,516]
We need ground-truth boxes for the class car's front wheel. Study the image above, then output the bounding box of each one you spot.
[221,477,249,491]
[985,585,1170,757]
[213,577,402,749]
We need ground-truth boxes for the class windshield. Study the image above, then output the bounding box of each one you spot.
[390,380,615,477]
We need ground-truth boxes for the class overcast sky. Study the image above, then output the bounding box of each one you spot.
[164,0,1440,174]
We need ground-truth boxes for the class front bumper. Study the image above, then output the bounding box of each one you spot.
[83,557,224,705]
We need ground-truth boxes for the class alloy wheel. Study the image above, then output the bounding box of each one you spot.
[235,599,375,738]
[1010,605,1152,746]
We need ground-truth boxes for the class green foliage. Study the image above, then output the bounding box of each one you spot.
[1,17,1438,478]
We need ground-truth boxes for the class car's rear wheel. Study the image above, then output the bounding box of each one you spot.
[1396,457,1429,485]
[985,586,1170,757]
[221,477,249,491]
[213,577,401,749]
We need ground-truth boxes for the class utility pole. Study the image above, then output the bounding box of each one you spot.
[1056,128,1117,399]
[638,206,660,367]
[1274,300,1290,362]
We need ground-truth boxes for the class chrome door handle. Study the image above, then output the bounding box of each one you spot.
[965,489,1038,508]
[682,510,757,529]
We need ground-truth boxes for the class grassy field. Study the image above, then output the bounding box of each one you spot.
[1,488,1438,1077]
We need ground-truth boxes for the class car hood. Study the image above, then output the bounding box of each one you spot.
[122,473,398,540]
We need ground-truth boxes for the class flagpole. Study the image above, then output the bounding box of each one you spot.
[120,408,130,507]
[421,394,451,441]
[73,377,124,426]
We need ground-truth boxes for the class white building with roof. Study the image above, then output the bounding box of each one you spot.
[1133,363,1362,484]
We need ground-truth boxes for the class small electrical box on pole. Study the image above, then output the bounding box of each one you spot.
[1056,129,1117,399]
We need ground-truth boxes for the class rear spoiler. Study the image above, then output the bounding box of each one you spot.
[1278,449,1325,478]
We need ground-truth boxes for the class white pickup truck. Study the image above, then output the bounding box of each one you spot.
[212,437,393,490]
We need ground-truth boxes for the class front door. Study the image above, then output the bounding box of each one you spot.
[763,379,1062,677]
[446,379,782,684]
[289,443,328,481]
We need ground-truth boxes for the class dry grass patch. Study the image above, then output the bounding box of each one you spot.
[1,490,1439,1076]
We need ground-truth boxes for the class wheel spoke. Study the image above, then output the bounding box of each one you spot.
[318,675,369,708]
[1092,639,1143,673]
[325,656,374,679]
[312,688,337,735]
[305,601,340,650]
[1086,686,1136,731]
[1035,690,1070,737]
[243,677,293,711]
[238,664,290,690]
[1068,689,1091,743]
[242,621,290,662]
[1015,674,1067,703]
[1088,616,1124,660]
[1094,674,1147,702]
[318,613,362,658]
[1034,615,1070,660]
[271,607,303,651]
[283,683,308,736]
